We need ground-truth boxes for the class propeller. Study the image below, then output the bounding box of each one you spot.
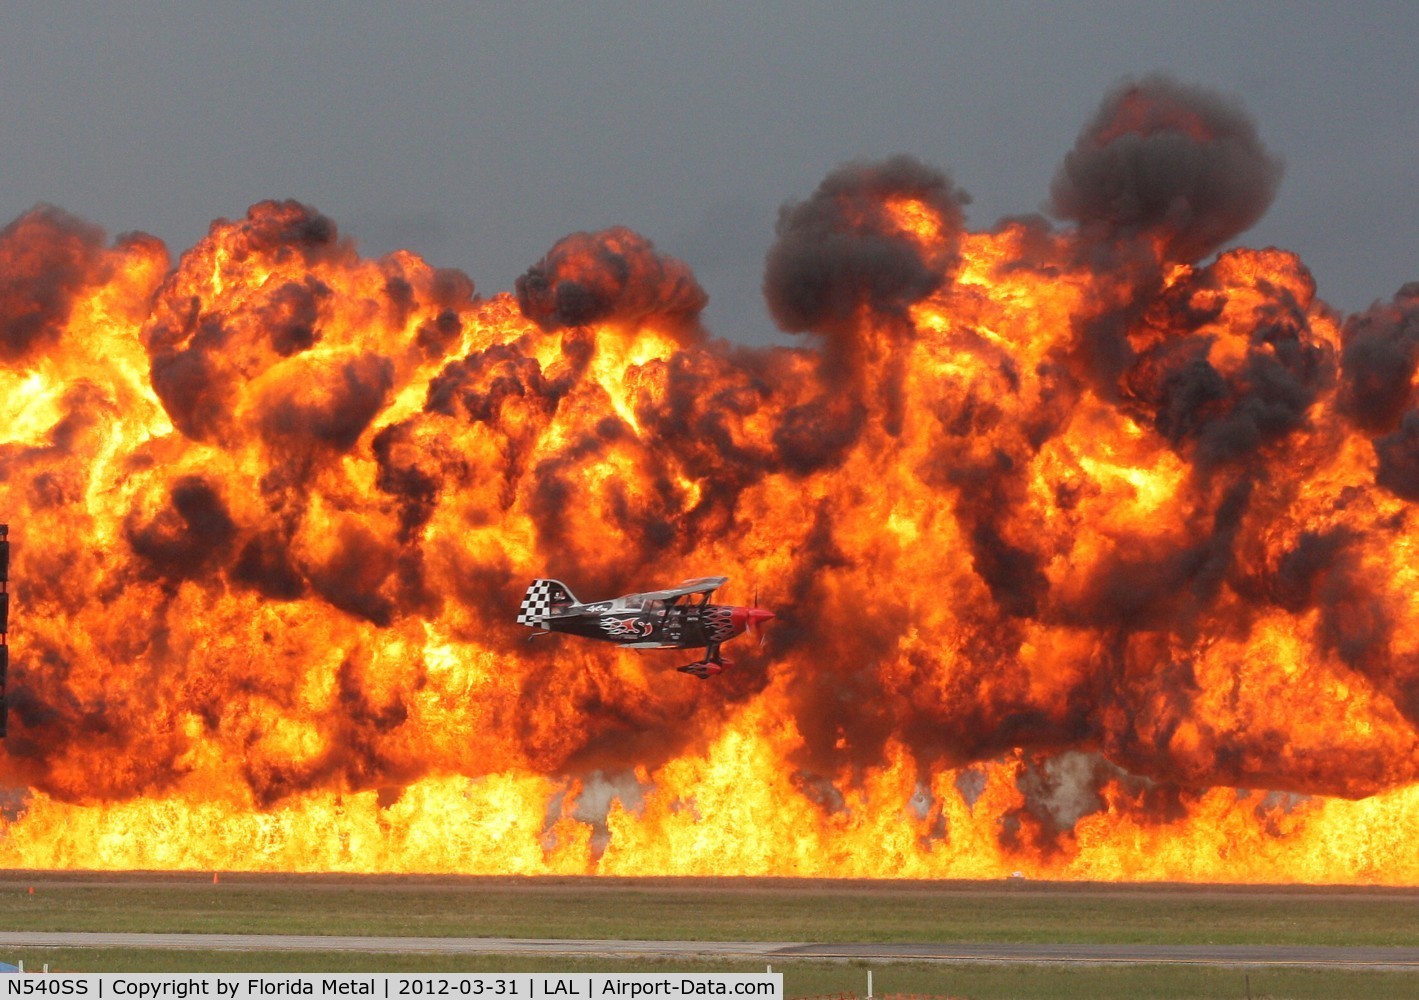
[746,583,773,647]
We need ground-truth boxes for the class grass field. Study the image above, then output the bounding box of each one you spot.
[3,873,1418,947]
[3,874,1419,999]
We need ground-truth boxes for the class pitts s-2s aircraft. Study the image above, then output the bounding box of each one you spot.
[516,576,774,678]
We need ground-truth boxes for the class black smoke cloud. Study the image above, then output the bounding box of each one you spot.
[1050,74,1283,263]
[516,227,707,341]
[1332,283,1419,502]
[763,155,969,341]
[0,206,109,362]
[125,476,238,586]
[1375,411,1419,501]
[257,353,396,452]
[1339,282,1419,435]
[1122,256,1334,469]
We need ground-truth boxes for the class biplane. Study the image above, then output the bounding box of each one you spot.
[516,576,773,678]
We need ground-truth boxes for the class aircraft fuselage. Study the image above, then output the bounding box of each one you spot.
[538,597,750,649]
[517,576,774,678]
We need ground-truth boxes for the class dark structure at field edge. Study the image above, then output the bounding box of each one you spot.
[1,522,9,737]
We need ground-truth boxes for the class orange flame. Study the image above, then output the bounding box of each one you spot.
[3,78,1419,882]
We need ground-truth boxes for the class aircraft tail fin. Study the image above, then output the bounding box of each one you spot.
[517,578,578,626]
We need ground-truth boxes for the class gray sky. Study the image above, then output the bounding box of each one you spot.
[1,2,1415,343]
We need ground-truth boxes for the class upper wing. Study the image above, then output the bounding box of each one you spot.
[631,576,729,602]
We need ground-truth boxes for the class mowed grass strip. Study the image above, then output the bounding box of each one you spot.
[2,876,1419,947]
[3,948,1416,1000]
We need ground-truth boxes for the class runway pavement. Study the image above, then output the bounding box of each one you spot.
[3,932,1419,970]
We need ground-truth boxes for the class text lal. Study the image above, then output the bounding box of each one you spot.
[545,983,734,997]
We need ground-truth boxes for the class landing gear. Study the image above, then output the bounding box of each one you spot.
[677,657,733,680]
[677,641,732,679]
